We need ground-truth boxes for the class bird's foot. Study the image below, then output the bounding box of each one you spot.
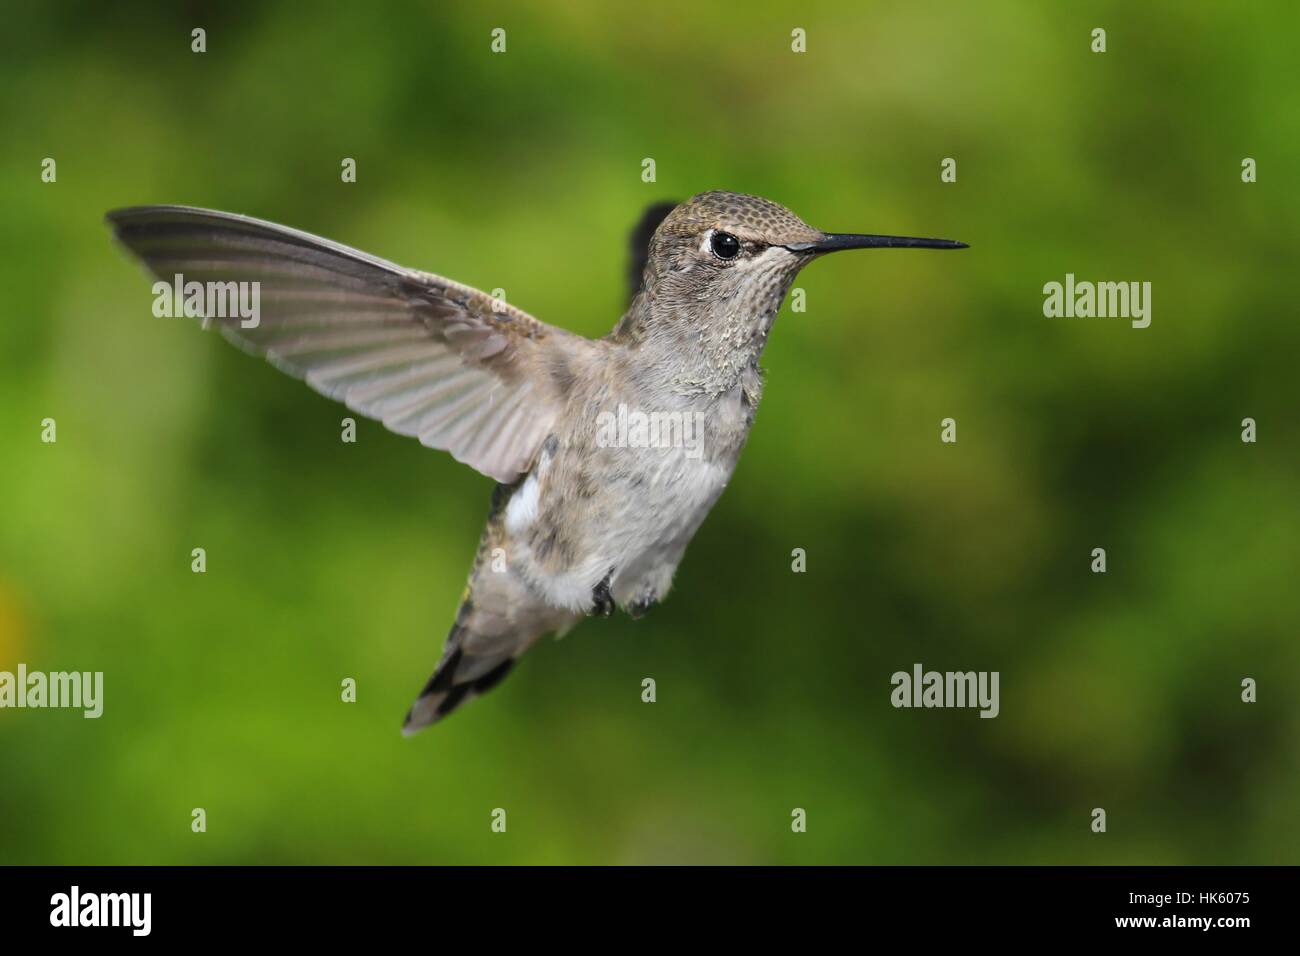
[591,571,615,617]
[627,594,657,619]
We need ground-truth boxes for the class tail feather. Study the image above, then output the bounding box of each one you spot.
[401,623,518,735]
[401,482,582,735]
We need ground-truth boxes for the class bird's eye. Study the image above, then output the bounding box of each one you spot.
[710,231,741,260]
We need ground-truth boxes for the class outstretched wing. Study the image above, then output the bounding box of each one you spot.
[107,205,586,483]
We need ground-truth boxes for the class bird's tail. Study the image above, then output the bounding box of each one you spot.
[403,483,583,735]
[401,597,529,735]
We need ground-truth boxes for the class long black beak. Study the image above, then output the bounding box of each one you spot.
[787,233,968,253]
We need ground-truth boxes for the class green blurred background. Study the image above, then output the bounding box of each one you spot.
[1,0,1297,864]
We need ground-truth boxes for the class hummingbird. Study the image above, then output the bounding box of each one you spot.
[106,191,966,733]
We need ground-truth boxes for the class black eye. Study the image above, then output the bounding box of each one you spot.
[710,231,740,260]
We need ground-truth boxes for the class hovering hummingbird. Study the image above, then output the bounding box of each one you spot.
[107,191,966,733]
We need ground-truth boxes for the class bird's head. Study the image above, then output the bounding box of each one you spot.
[618,190,966,390]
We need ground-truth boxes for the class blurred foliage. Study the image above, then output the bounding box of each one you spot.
[0,0,1297,864]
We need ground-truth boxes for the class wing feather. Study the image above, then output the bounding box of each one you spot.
[107,205,587,483]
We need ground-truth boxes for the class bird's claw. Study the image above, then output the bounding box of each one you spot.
[627,596,657,619]
[591,572,614,617]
